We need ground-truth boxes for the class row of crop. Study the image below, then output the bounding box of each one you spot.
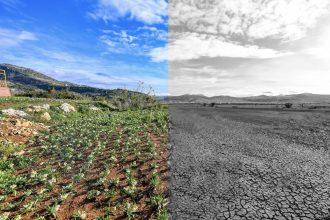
[0,108,168,219]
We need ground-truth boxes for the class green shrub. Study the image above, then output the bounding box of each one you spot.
[111,83,157,111]
[77,104,91,114]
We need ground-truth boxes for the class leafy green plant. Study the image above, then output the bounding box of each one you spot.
[72,210,87,219]
[21,200,37,214]
[57,192,71,203]
[86,190,101,200]
[109,178,120,186]
[150,194,168,210]
[46,203,60,217]
[122,185,137,197]
[62,183,74,192]
[150,172,161,189]
[13,215,22,220]
[157,208,169,220]
[104,188,117,199]
[123,202,137,220]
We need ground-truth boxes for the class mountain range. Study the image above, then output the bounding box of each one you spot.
[0,63,113,96]
[168,93,330,104]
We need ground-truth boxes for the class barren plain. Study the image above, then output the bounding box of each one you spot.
[169,104,330,220]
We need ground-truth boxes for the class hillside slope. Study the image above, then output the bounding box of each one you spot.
[0,64,112,96]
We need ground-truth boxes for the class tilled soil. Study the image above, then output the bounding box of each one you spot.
[3,131,168,220]
[169,104,330,220]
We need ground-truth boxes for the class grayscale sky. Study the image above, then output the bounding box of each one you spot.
[169,0,330,97]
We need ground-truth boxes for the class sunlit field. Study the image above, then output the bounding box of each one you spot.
[0,97,169,220]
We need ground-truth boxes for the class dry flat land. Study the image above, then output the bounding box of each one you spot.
[169,104,330,220]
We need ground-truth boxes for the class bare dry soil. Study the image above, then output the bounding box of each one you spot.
[169,104,330,220]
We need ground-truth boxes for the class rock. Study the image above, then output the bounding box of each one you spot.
[42,104,50,110]
[60,103,76,113]
[9,119,31,127]
[21,121,32,127]
[31,104,50,112]
[90,106,100,111]
[10,119,21,126]
[1,109,28,118]
[14,150,25,156]
[40,112,51,121]
[33,107,42,112]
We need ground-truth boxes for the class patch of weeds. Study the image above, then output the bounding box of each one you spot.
[72,210,87,219]
[86,190,101,200]
[123,202,137,220]
[0,141,24,159]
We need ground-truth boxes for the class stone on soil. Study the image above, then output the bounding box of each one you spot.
[40,112,51,121]
[1,108,28,118]
[60,103,76,113]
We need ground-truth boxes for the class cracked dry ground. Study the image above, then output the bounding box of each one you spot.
[169,104,330,220]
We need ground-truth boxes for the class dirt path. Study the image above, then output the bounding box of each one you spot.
[169,104,330,220]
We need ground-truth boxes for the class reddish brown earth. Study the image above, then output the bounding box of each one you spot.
[3,128,168,220]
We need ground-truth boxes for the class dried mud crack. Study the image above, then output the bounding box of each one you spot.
[169,104,330,220]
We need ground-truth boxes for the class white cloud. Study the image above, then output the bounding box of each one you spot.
[169,33,292,61]
[18,31,38,41]
[0,28,37,47]
[102,29,137,43]
[170,0,330,42]
[149,45,167,62]
[137,26,167,41]
[100,28,167,62]
[100,29,144,54]
[89,0,168,24]
[100,34,144,55]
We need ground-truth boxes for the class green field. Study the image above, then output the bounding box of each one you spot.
[0,97,169,220]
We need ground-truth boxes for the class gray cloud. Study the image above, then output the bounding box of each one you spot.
[170,0,330,42]
[169,0,330,96]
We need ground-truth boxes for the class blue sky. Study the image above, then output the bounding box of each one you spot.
[0,0,168,95]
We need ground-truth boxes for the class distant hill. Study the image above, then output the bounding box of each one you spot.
[169,93,330,104]
[168,94,248,104]
[0,63,113,96]
[243,93,330,103]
